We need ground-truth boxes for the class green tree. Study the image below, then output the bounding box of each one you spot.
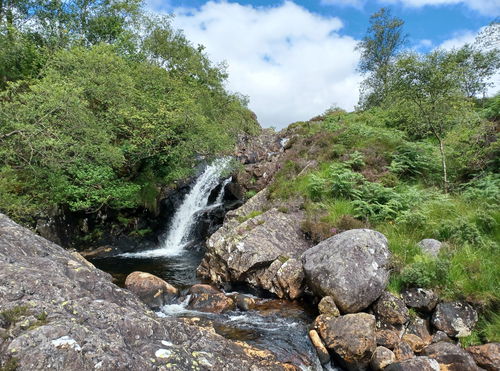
[357,8,406,108]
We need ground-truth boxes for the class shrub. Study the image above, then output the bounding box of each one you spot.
[328,164,364,199]
[388,142,435,179]
[463,174,500,205]
[400,255,449,289]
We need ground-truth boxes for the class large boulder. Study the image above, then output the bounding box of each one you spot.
[198,190,310,299]
[422,341,481,371]
[431,301,478,338]
[124,271,178,310]
[466,343,500,371]
[0,213,299,371]
[301,229,391,313]
[314,313,377,370]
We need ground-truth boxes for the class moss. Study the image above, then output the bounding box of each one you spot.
[237,210,263,223]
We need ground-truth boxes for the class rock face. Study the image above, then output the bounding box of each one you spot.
[373,292,409,326]
[0,213,296,371]
[402,288,438,312]
[431,301,478,338]
[422,341,481,371]
[302,229,391,313]
[466,343,500,371]
[124,271,178,310]
[417,239,442,257]
[198,189,310,299]
[314,313,377,370]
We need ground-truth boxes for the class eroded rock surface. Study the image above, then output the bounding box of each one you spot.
[402,288,438,312]
[466,343,500,371]
[373,292,409,326]
[0,213,297,371]
[198,191,310,299]
[302,229,391,313]
[431,301,478,338]
[422,341,481,371]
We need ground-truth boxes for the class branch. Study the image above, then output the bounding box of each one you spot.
[0,130,22,141]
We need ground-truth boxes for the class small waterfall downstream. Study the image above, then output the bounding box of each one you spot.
[122,157,231,258]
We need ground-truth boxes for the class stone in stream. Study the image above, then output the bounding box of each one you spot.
[314,313,377,370]
[422,341,482,370]
[466,343,500,371]
[302,229,391,313]
[308,329,330,365]
[431,301,478,338]
[198,188,310,300]
[186,284,235,314]
[124,271,178,310]
[0,213,296,371]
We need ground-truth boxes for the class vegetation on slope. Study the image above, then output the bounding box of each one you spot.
[0,0,259,222]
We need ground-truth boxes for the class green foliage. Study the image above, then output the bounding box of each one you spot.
[237,210,263,223]
[399,255,449,289]
[0,305,28,326]
[388,142,435,179]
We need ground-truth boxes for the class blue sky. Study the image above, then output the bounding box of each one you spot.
[148,0,499,128]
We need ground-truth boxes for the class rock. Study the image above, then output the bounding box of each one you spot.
[302,229,391,313]
[187,284,235,313]
[318,296,340,317]
[0,213,295,371]
[124,271,178,310]
[308,330,330,365]
[385,357,440,371]
[422,341,481,370]
[417,239,442,257]
[373,292,409,325]
[314,313,376,370]
[402,334,427,353]
[376,329,401,350]
[402,288,438,312]
[466,343,500,371]
[432,331,454,343]
[370,346,396,370]
[405,317,432,347]
[431,301,478,337]
[235,294,256,311]
[198,196,310,299]
[393,341,415,362]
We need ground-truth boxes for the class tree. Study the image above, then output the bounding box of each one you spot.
[388,50,476,192]
[357,8,406,108]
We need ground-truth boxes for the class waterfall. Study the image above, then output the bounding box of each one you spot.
[122,158,231,258]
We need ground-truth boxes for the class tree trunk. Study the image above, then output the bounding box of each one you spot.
[438,138,448,193]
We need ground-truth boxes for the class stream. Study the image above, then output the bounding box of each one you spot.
[90,158,333,370]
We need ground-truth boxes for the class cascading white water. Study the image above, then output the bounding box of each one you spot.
[122,158,232,258]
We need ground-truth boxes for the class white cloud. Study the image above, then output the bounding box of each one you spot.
[381,0,500,15]
[170,1,361,129]
[320,0,366,8]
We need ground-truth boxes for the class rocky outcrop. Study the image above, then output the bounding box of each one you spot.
[0,213,298,371]
[198,189,310,299]
[302,229,391,313]
[124,271,178,310]
[466,343,500,371]
[422,341,481,370]
[431,301,478,338]
[314,313,377,370]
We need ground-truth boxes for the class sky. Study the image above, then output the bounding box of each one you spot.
[147,0,499,128]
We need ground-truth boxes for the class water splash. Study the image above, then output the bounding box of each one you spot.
[122,158,232,258]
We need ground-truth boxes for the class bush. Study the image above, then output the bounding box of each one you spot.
[400,255,449,289]
[328,164,364,199]
[388,142,435,179]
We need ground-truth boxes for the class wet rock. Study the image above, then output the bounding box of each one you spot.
[187,284,235,313]
[124,271,178,310]
[422,341,481,370]
[402,288,438,312]
[198,193,310,299]
[302,229,391,313]
[0,213,294,371]
[314,313,377,370]
[376,329,401,350]
[393,341,415,361]
[318,296,340,317]
[308,330,330,365]
[385,357,440,371]
[417,239,442,257]
[373,292,409,325]
[466,343,500,371]
[405,317,432,347]
[370,346,396,370]
[431,301,478,337]
[235,294,256,311]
